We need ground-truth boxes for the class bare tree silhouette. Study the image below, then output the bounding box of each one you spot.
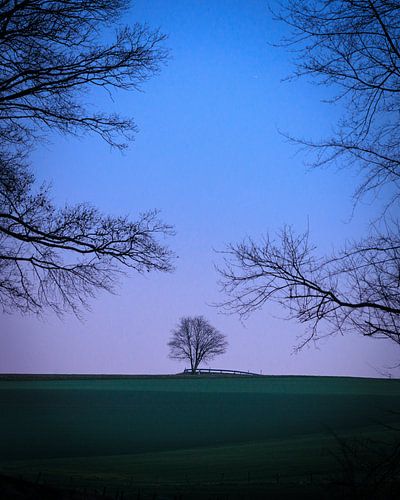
[168,316,228,374]
[0,1,174,315]
[273,0,400,209]
[218,225,400,347]
[0,0,168,149]
[218,1,400,349]
[328,423,400,498]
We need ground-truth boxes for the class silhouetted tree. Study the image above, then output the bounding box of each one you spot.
[218,1,400,348]
[273,0,400,208]
[168,316,228,374]
[218,225,400,348]
[328,424,400,497]
[0,1,174,315]
[0,0,167,150]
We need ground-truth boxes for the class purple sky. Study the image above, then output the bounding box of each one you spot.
[1,0,398,377]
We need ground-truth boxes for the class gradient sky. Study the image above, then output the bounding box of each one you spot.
[1,0,398,377]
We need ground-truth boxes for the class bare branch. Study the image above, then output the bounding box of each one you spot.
[217,2,400,355]
[0,0,168,149]
[217,225,400,346]
[274,0,400,208]
[0,153,175,316]
[0,2,174,316]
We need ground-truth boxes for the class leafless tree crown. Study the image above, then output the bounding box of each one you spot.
[274,0,400,208]
[218,1,400,351]
[168,316,228,374]
[218,226,400,347]
[0,0,168,149]
[0,1,174,316]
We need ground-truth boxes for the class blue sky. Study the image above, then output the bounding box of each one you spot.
[1,0,397,377]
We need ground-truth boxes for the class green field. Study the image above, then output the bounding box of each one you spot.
[1,374,400,499]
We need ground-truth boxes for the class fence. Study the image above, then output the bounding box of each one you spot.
[182,368,262,376]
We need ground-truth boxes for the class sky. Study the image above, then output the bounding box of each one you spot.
[0,0,398,377]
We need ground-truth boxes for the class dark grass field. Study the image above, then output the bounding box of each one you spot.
[1,374,400,499]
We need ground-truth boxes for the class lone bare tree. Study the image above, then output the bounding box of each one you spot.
[218,1,400,349]
[0,1,174,315]
[168,316,228,374]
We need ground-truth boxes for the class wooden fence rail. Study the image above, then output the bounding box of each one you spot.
[182,368,262,376]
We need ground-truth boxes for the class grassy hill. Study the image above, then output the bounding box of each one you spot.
[1,374,399,498]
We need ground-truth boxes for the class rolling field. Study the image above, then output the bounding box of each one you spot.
[1,374,400,498]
